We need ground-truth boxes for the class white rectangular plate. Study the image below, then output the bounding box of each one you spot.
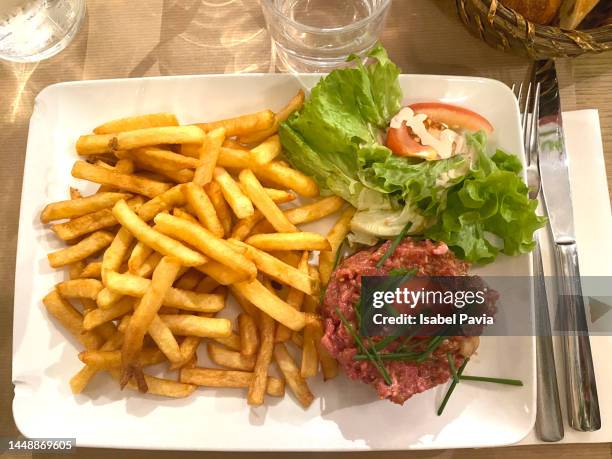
[13,73,535,451]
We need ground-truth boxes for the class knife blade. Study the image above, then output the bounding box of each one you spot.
[535,59,601,432]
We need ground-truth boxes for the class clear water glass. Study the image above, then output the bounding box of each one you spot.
[0,0,86,63]
[261,0,391,73]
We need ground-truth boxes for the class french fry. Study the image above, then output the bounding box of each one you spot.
[217,148,319,197]
[232,279,307,331]
[101,227,134,283]
[43,290,103,350]
[269,250,302,267]
[113,200,208,267]
[196,110,275,137]
[105,271,225,313]
[183,182,224,237]
[207,343,256,371]
[249,135,281,166]
[117,147,199,171]
[78,348,166,368]
[83,297,135,330]
[181,368,283,396]
[275,251,309,342]
[76,133,114,155]
[213,167,254,219]
[170,335,202,371]
[300,294,319,379]
[97,158,135,192]
[41,192,131,223]
[229,285,260,318]
[48,231,114,268]
[230,211,264,241]
[255,161,319,198]
[195,276,220,294]
[174,269,203,290]
[97,250,163,309]
[204,181,232,237]
[121,256,182,386]
[222,139,250,151]
[69,187,82,200]
[147,315,183,363]
[137,184,186,222]
[101,125,204,151]
[109,369,196,398]
[154,213,256,279]
[128,241,153,273]
[68,261,85,280]
[193,127,225,186]
[319,206,356,286]
[263,188,296,204]
[228,239,317,295]
[214,332,242,352]
[195,261,250,285]
[274,342,314,408]
[246,232,331,252]
[291,331,304,348]
[160,314,231,338]
[56,279,103,300]
[79,261,102,279]
[142,165,193,184]
[72,161,171,198]
[173,207,199,224]
[239,90,305,144]
[247,311,275,406]
[313,320,338,381]
[238,313,259,356]
[51,196,144,241]
[70,329,124,394]
[239,169,297,233]
[93,113,179,135]
[254,196,346,235]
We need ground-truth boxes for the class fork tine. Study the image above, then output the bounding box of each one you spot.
[517,82,524,118]
[523,83,533,158]
[528,82,541,167]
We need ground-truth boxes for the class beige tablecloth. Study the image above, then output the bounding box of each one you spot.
[1,1,611,457]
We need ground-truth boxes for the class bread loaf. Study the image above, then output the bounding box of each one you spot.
[501,0,563,24]
[559,0,601,29]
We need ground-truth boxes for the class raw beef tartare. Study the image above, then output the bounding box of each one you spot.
[321,238,483,405]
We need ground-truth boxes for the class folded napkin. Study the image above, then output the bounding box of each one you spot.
[520,110,612,445]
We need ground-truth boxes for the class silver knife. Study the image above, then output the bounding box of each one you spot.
[536,60,601,432]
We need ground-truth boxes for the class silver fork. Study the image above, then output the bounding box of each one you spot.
[513,82,564,442]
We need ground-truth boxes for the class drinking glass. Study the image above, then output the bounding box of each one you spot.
[260,0,391,73]
[0,0,86,63]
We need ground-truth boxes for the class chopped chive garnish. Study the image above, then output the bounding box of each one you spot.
[335,306,392,385]
[353,352,420,361]
[459,375,524,386]
[376,221,413,268]
[332,237,349,271]
[372,335,399,352]
[437,357,470,416]
[447,352,459,383]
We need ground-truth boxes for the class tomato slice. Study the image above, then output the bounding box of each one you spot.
[385,122,438,159]
[409,102,493,134]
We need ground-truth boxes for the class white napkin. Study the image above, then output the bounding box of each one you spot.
[520,110,612,445]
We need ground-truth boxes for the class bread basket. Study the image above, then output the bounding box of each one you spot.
[455,0,612,59]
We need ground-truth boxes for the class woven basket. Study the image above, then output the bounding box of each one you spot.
[455,0,612,59]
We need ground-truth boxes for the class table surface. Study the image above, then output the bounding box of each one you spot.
[1,1,611,458]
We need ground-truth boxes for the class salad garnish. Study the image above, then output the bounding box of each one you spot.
[280,44,545,264]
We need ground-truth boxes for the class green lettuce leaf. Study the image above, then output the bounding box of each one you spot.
[424,133,547,263]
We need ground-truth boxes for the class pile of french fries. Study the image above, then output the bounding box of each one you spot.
[40,90,357,410]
